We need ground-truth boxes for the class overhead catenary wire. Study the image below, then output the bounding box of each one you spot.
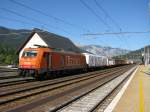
[93,0,125,52]
[0,8,71,35]
[0,16,37,27]
[0,8,46,29]
[79,0,128,54]
[9,0,90,32]
[80,0,122,47]
[94,0,130,53]
[80,0,111,30]
[83,31,150,36]
[94,0,122,31]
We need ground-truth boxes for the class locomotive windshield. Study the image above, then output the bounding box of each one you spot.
[22,50,37,57]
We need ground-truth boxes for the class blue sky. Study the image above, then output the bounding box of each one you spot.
[0,0,150,50]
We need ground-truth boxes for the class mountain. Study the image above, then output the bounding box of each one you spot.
[0,26,143,64]
[0,26,32,64]
[0,26,130,56]
[79,45,130,57]
[0,26,31,49]
[0,26,81,52]
[116,48,144,62]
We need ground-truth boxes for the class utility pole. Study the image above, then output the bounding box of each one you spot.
[144,45,150,66]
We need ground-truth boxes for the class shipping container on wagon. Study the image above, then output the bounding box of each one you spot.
[114,59,127,65]
[82,53,108,68]
[108,58,115,66]
[102,56,108,66]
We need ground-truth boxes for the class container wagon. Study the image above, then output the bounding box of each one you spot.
[82,53,108,69]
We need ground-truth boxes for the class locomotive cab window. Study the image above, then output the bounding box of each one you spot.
[43,52,50,58]
[22,50,37,57]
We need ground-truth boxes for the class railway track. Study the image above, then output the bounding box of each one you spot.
[50,65,136,112]
[0,68,35,87]
[57,66,137,112]
[0,77,35,88]
[91,67,136,112]
[0,68,17,73]
[0,75,20,80]
[0,69,21,85]
[0,65,135,112]
[0,71,18,80]
[0,65,124,89]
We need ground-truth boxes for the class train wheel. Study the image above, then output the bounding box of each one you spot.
[83,68,87,73]
[34,70,42,80]
[18,69,22,76]
[22,70,26,77]
[52,71,58,78]
[44,71,49,79]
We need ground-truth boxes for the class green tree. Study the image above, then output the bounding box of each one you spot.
[4,55,13,64]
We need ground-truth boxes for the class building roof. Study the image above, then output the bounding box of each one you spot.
[17,29,81,53]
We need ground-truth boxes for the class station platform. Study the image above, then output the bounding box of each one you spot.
[105,65,150,112]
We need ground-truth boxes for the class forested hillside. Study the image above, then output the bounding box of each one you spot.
[114,48,144,62]
[0,26,31,65]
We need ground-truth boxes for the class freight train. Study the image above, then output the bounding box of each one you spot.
[18,47,132,79]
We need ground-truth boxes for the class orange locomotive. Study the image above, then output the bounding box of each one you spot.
[19,47,87,79]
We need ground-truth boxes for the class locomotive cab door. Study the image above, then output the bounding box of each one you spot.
[43,52,51,72]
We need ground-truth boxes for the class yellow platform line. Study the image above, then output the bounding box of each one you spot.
[139,71,144,112]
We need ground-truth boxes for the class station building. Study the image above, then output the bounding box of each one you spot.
[17,29,81,59]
